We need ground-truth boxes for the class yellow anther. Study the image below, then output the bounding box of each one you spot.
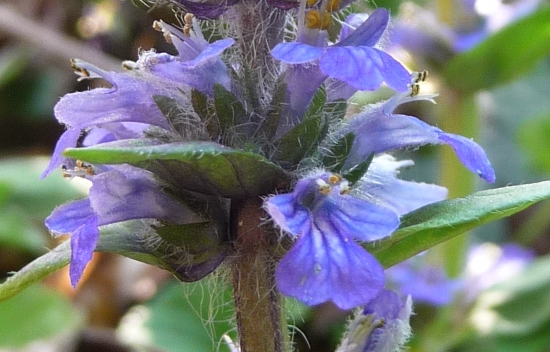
[412,70,428,84]
[410,83,420,96]
[319,184,331,195]
[61,160,95,179]
[306,10,321,29]
[76,160,95,176]
[326,0,341,12]
[184,13,195,25]
[320,12,331,29]
[183,13,195,37]
[305,10,331,30]
[340,186,350,195]
[328,174,341,184]
[306,0,318,7]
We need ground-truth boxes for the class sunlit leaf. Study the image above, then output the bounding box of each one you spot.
[64,140,290,197]
[369,182,550,268]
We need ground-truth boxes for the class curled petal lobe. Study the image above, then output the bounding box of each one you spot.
[320,47,409,92]
[41,127,81,178]
[54,64,171,131]
[437,133,496,182]
[265,193,310,236]
[345,94,495,182]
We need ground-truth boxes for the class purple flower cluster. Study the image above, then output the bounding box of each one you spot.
[43,2,495,315]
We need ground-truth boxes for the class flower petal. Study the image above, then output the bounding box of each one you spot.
[276,227,385,309]
[359,155,448,216]
[41,127,81,178]
[346,110,495,182]
[89,166,204,225]
[337,8,389,47]
[271,42,324,64]
[53,73,171,130]
[320,47,384,91]
[45,198,96,235]
[265,193,310,236]
[374,49,410,92]
[69,215,99,287]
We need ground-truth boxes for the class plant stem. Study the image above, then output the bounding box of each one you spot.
[231,197,286,352]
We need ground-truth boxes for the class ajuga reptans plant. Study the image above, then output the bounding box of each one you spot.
[40,0,495,350]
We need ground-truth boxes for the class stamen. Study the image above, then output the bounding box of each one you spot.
[305,10,331,29]
[328,174,341,184]
[183,13,195,37]
[316,179,331,195]
[409,71,428,96]
[70,58,90,78]
[412,70,428,84]
[326,0,341,12]
[61,160,96,178]
[410,83,420,96]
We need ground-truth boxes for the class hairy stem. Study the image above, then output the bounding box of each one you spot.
[228,0,286,115]
[231,197,287,352]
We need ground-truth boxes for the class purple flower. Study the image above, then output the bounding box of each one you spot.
[386,254,461,306]
[42,20,233,179]
[272,8,410,110]
[337,289,412,352]
[266,172,400,309]
[343,89,496,183]
[464,242,534,301]
[46,164,204,287]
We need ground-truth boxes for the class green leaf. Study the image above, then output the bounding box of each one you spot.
[443,6,550,93]
[64,140,290,197]
[97,221,228,282]
[322,132,355,173]
[324,99,347,122]
[368,182,550,268]
[272,114,327,168]
[0,219,228,301]
[257,77,286,141]
[342,152,374,185]
[117,281,234,352]
[214,84,249,137]
[303,85,326,122]
[191,89,218,136]
[0,284,82,347]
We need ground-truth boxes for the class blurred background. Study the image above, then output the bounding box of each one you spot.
[0,0,549,351]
